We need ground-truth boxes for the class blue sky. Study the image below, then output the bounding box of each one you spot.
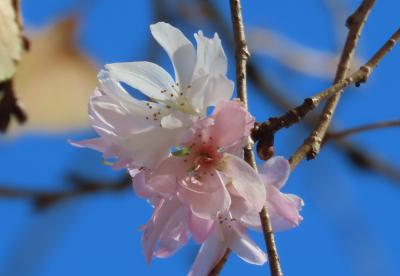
[1,0,399,275]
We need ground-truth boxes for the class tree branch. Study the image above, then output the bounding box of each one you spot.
[211,1,283,275]
[0,174,131,209]
[299,0,374,160]
[290,26,400,169]
[251,0,371,146]
[194,0,400,185]
[324,120,400,142]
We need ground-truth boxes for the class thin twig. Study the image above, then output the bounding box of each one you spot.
[195,0,400,185]
[325,120,400,142]
[290,26,400,169]
[0,174,131,209]
[295,0,375,163]
[189,0,400,183]
[211,1,283,276]
[252,0,374,142]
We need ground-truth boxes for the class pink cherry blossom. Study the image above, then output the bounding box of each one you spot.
[240,156,304,232]
[189,157,304,275]
[141,100,269,269]
[72,22,234,170]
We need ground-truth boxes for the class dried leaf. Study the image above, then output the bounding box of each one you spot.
[9,17,98,133]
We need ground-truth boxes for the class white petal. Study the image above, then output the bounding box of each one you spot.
[223,153,266,212]
[189,227,227,276]
[220,222,267,265]
[193,32,228,78]
[98,70,139,108]
[90,96,158,135]
[150,22,196,87]
[119,127,185,168]
[202,75,234,110]
[187,74,234,115]
[106,61,177,101]
[259,156,290,189]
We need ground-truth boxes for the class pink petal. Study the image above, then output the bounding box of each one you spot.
[70,137,106,152]
[228,189,252,220]
[220,221,267,265]
[188,227,227,276]
[178,171,231,220]
[142,198,181,262]
[146,156,188,198]
[266,184,304,231]
[190,213,214,243]
[155,207,190,258]
[130,170,154,198]
[239,210,261,230]
[211,101,254,149]
[259,156,290,189]
[180,169,222,194]
[147,175,177,199]
[223,153,266,212]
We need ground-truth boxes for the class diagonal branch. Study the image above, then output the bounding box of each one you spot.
[195,0,400,185]
[0,174,131,209]
[324,120,400,142]
[290,26,400,169]
[289,0,375,168]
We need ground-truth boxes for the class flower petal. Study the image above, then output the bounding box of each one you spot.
[211,101,254,149]
[70,137,107,152]
[187,75,234,115]
[106,61,177,101]
[178,171,231,220]
[193,31,228,78]
[266,184,304,231]
[228,187,252,220]
[223,153,266,212]
[150,22,196,87]
[190,213,214,243]
[239,210,261,230]
[189,227,227,276]
[259,156,290,189]
[220,222,267,265]
[202,75,234,111]
[155,206,190,258]
[142,198,181,262]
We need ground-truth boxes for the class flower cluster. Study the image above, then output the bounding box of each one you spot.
[74,22,303,275]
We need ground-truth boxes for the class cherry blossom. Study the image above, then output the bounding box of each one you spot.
[140,101,268,269]
[189,156,303,276]
[73,22,233,170]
